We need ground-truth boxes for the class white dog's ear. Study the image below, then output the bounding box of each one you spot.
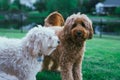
[33,38,42,56]
[26,33,42,57]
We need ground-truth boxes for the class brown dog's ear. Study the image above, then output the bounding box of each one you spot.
[88,24,93,39]
[81,14,93,39]
[87,18,93,39]
[86,18,93,39]
[44,11,64,27]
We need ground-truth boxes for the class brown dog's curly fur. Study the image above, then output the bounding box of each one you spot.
[43,12,93,80]
[44,11,64,27]
[59,13,93,80]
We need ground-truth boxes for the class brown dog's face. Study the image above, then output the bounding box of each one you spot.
[71,19,89,42]
[63,13,93,43]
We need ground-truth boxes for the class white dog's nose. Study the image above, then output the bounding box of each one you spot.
[57,40,60,44]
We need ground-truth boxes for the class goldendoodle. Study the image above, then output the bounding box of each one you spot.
[43,12,93,80]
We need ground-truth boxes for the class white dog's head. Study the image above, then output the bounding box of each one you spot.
[24,25,59,57]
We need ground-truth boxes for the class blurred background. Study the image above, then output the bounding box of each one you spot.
[0,0,120,38]
[0,0,120,80]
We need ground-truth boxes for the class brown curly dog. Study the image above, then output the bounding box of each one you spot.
[59,13,93,80]
[43,12,93,80]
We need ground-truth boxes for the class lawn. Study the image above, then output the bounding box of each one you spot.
[0,29,26,38]
[83,38,120,80]
[0,29,120,80]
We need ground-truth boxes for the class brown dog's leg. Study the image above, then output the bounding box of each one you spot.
[42,56,51,70]
[72,57,83,80]
[51,60,59,71]
[73,63,82,80]
[60,58,74,80]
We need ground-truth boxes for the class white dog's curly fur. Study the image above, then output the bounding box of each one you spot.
[0,25,59,80]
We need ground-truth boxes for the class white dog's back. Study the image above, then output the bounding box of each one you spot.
[0,71,18,80]
[0,37,39,80]
[0,37,21,52]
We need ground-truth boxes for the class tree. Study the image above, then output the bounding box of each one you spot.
[34,0,46,12]
[45,0,78,18]
[9,0,21,12]
[0,0,10,10]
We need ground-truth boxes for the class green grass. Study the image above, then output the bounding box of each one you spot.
[36,71,61,80]
[0,29,26,38]
[83,38,120,80]
[0,29,120,80]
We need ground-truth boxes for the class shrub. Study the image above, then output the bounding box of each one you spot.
[27,11,49,25]
[0,15,5,20]
[115,7,120,16]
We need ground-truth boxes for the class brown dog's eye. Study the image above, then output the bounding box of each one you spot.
[72,23,77,29]
[81,22,85,27]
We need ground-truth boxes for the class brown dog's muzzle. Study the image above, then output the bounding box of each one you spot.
[76,31,82,37]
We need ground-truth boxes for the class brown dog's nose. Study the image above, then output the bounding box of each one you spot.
[77,31,82,36]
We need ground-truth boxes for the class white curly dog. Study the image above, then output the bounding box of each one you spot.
[0,25,59,80]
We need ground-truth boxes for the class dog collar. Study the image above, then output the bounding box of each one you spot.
[37,57,43,62]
